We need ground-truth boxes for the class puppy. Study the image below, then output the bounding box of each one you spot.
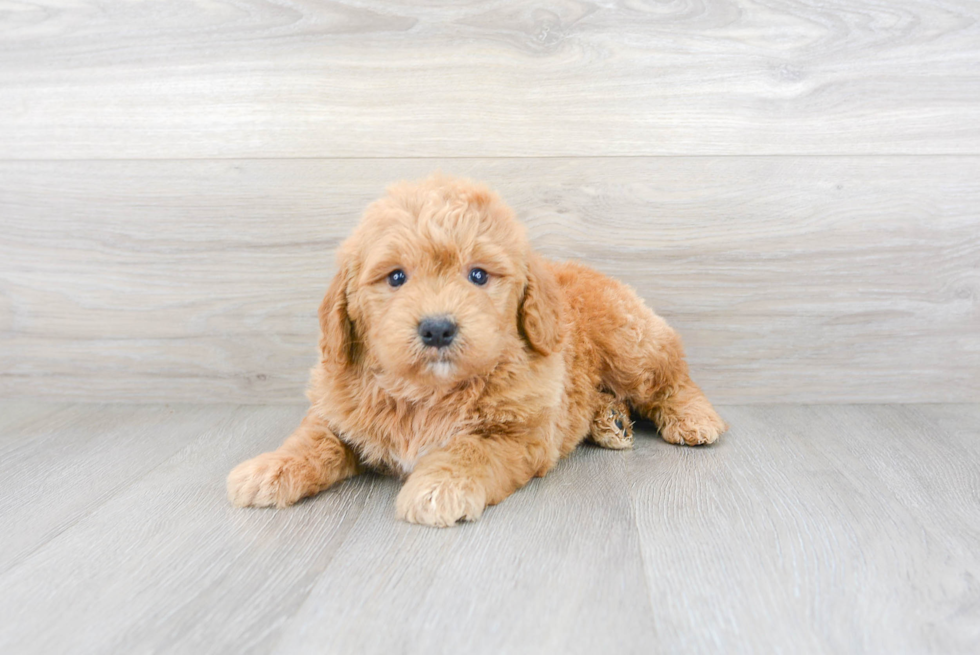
[227,175,727,527]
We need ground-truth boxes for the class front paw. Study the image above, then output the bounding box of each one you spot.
[396,472,487,528]
[226,452,315,508]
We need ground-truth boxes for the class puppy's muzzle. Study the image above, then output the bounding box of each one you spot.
[418,316,457,349]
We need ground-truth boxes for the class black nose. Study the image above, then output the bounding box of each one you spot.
[418,317,457,348]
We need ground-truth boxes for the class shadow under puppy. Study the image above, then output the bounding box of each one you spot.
[228,175,727,527]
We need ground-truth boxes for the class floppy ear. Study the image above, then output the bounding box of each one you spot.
[318,260,356,369]
[519,253,564,356]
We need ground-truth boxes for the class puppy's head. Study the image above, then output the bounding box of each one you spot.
[319,175,563,388]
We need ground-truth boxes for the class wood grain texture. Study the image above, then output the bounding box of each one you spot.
[0,403,210,573]
[272,440,656,655]
[2,158,977,404]
[0,404,375,654]
[631,405,980,654]
[0,402,978,653]
[1,0,979,158]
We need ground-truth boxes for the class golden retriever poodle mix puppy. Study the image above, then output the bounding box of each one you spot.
[228,175,727,527]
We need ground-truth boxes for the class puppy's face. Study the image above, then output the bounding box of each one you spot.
[351,193,525,385]
[320,178,561,389]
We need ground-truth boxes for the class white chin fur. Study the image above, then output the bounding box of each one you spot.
[427,360,455,379]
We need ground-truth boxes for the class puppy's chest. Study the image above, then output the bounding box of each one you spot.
[342,404,469,477]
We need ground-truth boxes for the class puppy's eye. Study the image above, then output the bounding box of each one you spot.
[468,268,489,286]
[387,269,407,288]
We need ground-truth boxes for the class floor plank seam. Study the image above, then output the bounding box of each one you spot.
[0,409,231,578]
[264,480,380,653]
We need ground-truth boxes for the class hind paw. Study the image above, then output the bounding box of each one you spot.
[590,397,634,450]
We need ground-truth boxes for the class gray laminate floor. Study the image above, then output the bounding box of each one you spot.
[0,402,977,654]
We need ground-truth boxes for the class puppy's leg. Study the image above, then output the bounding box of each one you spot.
[396,433,552,528]
[227,410,359,508]
[624,320,726,446]
[598,290,727,446]
[589,392,634,450]
[640,376,726,446]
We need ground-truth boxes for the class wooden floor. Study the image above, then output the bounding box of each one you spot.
[1,402,978,654]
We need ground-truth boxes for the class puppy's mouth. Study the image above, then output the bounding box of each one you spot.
[425,359,456,379]
[420,346,459,379]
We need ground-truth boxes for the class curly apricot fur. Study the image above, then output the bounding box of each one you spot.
[227,175,727,526]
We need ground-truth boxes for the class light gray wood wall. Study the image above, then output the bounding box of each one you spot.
[1,0,978,403]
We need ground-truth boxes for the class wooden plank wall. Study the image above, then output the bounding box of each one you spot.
[1,0,978,404]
